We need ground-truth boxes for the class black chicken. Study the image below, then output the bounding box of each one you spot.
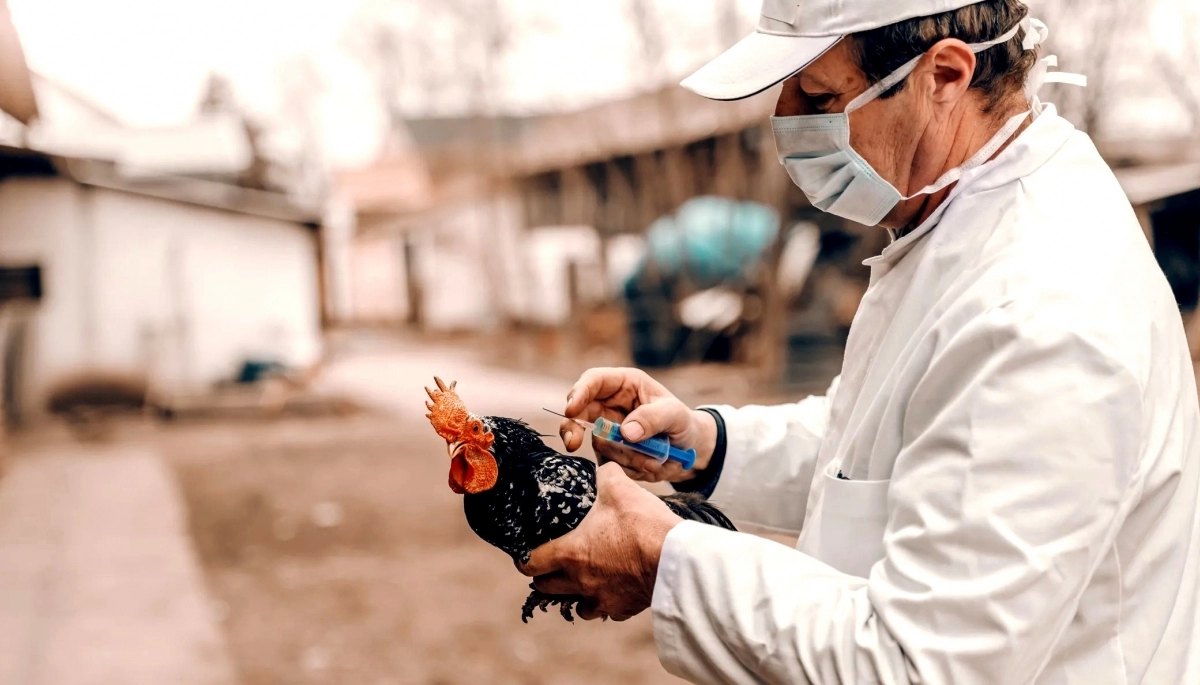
[424,377,736,622]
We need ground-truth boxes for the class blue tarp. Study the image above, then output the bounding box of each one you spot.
[636,195,780,289]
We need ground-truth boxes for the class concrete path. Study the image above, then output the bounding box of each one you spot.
[0,446,236,685]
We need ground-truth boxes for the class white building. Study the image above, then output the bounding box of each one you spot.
[0,147,324,421]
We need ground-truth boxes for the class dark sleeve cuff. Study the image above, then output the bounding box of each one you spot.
[671,407,727,499]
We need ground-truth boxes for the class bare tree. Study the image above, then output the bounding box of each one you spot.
[348,0,520,324]
[275,56,329,203]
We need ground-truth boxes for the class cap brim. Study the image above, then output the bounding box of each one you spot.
[681,32,842,101]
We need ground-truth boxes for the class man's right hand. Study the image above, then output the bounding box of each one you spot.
[559,368,717,484]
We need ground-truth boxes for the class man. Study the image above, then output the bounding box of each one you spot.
[520,1,1200,683]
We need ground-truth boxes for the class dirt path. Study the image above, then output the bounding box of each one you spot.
[164,414,684,685]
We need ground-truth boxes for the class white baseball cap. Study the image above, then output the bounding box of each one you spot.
[682,0,997,100]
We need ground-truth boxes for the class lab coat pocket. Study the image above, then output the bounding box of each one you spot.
[812,461,891,578]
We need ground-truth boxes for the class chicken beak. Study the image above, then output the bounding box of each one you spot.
[448,440,466,461]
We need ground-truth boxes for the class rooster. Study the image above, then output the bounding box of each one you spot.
[424,377,736,622]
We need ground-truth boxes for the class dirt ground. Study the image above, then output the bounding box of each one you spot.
[157,412,686,685]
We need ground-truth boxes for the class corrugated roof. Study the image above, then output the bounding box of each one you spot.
[497,85,777,177]
[340,84,779,216]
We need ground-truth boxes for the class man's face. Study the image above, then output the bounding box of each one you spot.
[775,41,934,229]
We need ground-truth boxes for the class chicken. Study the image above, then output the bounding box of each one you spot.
[424,376,736,622]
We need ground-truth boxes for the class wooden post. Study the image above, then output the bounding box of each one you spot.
[633,152,665,229]
[403,238,423,327]
[310,223,330,329]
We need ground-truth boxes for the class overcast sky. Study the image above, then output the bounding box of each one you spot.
[7,0,1197,169]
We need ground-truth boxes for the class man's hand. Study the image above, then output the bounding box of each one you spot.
[560,367,717,483]
[519,463,684,621]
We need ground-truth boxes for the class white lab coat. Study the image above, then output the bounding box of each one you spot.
[651,106,1200,684]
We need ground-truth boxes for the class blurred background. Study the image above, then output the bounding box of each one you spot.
[0,1,1196,683]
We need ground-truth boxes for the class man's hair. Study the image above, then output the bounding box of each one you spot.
[848,0,1037,114]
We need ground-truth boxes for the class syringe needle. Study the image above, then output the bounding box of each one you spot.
[543,408,591,428]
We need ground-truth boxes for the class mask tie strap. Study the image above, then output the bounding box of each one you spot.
[900,109,1030,200]
[1021,17,1087,114]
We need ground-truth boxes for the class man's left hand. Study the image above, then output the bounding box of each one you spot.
[519,462,683,621]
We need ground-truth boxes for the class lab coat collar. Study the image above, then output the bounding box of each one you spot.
[863,105,1077,268]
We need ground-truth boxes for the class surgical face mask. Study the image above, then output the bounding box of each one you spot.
[771,17,1079,227]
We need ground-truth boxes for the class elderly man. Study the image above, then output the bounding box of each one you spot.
[521,1,1200,683]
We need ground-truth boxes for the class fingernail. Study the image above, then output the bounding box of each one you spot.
[622,422,644,441]
[566,391,574,404]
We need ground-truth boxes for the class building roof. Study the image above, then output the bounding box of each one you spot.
[339,84,779,217]
[0,145,320,224]
[1115,161,1200,207]
[496,84,777,177]
[25,110,254,180]
[0,0,36,124]
[405,115,537,152]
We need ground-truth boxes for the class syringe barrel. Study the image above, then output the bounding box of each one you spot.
[592,417,670,464]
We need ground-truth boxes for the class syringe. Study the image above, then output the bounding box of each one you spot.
[543,409,697,470]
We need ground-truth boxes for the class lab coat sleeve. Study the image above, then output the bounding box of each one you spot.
[700,375,840,535]
[653,306,1144,684]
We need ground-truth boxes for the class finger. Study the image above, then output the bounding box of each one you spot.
[577,600,605,621]
[574,399,618,422]
[658,462,686,480]
[518,538,569,577]
[593,451,648,481]
[596,460,632,487]
[532,572,581,596]
[566,368,642,416]
[561,400,624,453]
[592,437,664,475]
[560,419,586,452]
[620,464,648,481]
[622,399,691,444]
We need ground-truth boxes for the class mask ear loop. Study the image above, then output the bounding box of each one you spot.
[839,18,1030,204]
[845,19,1026,115]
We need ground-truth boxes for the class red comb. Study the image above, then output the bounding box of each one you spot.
[425,377,469,444]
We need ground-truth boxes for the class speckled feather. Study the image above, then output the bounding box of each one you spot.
[460,416,736,622]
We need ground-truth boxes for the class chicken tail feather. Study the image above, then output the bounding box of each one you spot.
[660,493,737,531]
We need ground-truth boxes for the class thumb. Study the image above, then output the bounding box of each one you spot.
[621,399,690,444]
[519,536,570,577]
[596,460,629,486]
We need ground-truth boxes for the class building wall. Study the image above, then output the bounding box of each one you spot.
[345,192,651,331]
[348,194,524,331]
[0,179,88,415]
[0,177,321,415]
[413,197,516,331]
[348,234,408,323]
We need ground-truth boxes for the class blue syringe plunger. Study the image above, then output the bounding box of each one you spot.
[590,417,697,470]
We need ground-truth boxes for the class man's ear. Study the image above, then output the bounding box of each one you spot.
[923,38,977,107]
